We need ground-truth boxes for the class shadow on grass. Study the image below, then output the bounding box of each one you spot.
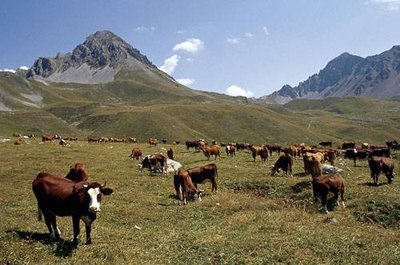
[293,172,309,178]
[5,229,76,258]
[358,182,390,187]
[292,180,311,193]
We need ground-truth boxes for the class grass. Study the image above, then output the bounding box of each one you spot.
[0,139,400,264]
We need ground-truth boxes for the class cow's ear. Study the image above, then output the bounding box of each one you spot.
[101,187,113,195]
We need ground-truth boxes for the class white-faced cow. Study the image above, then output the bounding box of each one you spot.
[32,173,113,245]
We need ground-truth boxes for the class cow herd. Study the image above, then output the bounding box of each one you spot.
[24,135,398,246]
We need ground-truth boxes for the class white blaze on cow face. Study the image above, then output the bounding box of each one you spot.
[87,187,102,213]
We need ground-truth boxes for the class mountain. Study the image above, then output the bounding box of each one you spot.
[261,46,400,104]
[27,30,159,84]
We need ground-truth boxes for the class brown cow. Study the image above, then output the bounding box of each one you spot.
[319,141,332,147]
[65,162,89,182]
[42,134,55,142]
[186,163,218,192]
[129,147,143,160]
[202,145,221,160]
[32,173,113,245]
[251,145,269,162]
[128,137,137,143]
[312,173,345,214]
[140,153,166,174]
[265,143,282,156]
[173,170,202,205]
[303,152,324,176]
[368,156,395,186]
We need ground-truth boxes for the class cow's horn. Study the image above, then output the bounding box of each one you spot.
[102,181,107,187]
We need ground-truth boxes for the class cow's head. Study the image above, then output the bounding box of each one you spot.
[83,182,113,214]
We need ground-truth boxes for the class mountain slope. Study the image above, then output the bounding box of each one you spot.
[262,46,400,104]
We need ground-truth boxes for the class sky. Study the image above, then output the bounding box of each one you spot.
[1,0,400,98]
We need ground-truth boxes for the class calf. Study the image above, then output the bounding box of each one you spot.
[368,156,395,186]
[270,153,293,177]
[173,170,202,205]
[312,173,345,214]
[186,163,218,192]
[32,173,113,245]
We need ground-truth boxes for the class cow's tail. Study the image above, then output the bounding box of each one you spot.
[37,204,42,221]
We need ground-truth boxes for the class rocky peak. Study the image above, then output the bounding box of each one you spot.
[27,30,157,83]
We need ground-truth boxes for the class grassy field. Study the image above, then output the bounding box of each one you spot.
[0,139,400,264]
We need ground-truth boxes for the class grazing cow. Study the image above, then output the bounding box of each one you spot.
[319,141,332,147]
[341,141,356,150]
[368,156,395,186]
[129,147,143,160]
[235,142,248,152]
[167,148,174,160]
[283,146,298,158]
[173,170,202,205]
[202,145,221,160]
[88,136,103,143]
[65,163,89,182]
[140,153,166,174]
[32,173,113,245]
[270,153,293,177]
[312,173,345,214]
[148,138,158,146]
[225,144,236,158]
[186,163,218,192]
[265,144,282,156]
[344,148,370,166]
[164,159,183,174]
[369,148,391,158]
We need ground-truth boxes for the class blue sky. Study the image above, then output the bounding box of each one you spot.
[1,0,400,97]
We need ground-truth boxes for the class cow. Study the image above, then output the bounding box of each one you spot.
[32,173,113,245]
[225,144,236,158]
[235,142,248,152]
[88,136,103,143]
[312,173,345,214]
[369,148,391,158]
[42,134,55,142]
[343,148,370,166]
[185,163,218,192]
[270,153,293,177]
[129,147,143,160]
[303,152,325,175]
[319,141,332,147]
[368,156,395,186]
[139,153,166,174]
[14,138,24,145]
[283,146,298,158]
[202,145,221,160]
[128,137,136,143]
[173,170,202,205]
[65,162,89,182]
[341,141,356,150]
[164,159,183,174]
[185,140,199,151]
[386,140,399,150]
[265,144,282,156]
[148,138,158,146]
[167,148,174,160]
[251,145,269,162]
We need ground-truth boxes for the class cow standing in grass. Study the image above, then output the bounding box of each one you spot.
[202,145,221,160]
[368,156,395,186]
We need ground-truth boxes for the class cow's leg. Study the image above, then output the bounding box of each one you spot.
[340,188,346,208]
[321,193,329,214]
[212,180,218,192]
[50,215,61,240]
[43,212,55,240]
[72,216,81,245]
[81,215,94,244]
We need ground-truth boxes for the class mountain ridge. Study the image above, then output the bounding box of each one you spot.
[261,45,400,104]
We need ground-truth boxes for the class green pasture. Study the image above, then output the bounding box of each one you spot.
[0,139,399,264]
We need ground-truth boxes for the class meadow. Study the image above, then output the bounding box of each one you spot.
[0,139,399,264]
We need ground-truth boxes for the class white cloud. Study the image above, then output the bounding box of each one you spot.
[0,68,16,73]
[186,58,194,62]
[173,38,204,53]
[225,85,254,98]
[245,32,254,38]
[176,78,194,86]
[227,37,241,44]
[159,54,180,75]
[176,30,186,34]
[19,66,29,70]
[366,0,400,10]
[133,26,156,32]
[263,26,270,36]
